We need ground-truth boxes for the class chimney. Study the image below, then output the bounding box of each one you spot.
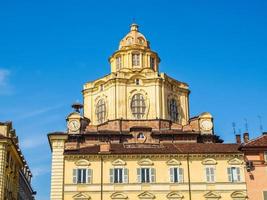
[235,134,241,144]
[99,143,111,153]
[243,132,249,143]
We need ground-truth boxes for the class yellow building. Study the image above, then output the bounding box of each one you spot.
[0,121,35,200]
[48,24,248,200]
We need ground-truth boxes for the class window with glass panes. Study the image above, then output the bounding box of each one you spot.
[131,94,146,119]
[169,99,179,122]
[170,167,183,183]
[96,99,106,124]
[132,53,140,66]
[150,57,155,69]
[227,167,241,182]
[116,56,122,70]
[205,167,215,183]
[73,169,92,184]
[137,168,155,183]
[110,168,128,183]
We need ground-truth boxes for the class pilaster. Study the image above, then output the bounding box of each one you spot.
[49,134,68,200]
[0,142,7,200]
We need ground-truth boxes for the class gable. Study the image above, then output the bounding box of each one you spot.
[167,191,184,199]
[112,159,126,166]
[73,193,90,200]
[138,191,155,199]
[202,158,217,165]
[204,191,221,199]
[228,158,243,165]
[75,159,90,166]
[111,192,128,199]
[166,159,181,166]
[138,158,153,166]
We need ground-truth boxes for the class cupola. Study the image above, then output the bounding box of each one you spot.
[109,23,160,73]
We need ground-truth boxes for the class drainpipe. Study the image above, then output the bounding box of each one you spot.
[101,155,103,200]
[187,153,192,200]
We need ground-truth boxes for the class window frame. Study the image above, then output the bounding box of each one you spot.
[205,166,216,183]
[228,167,241,183]
[131,93,146,119]
[138,167,155,183]
[170,167,183,183]
[150,56,155,69]
[116,56,122,70]
[73,168,92,184]
[168,98,179,122]
[110,168,128,184]
[96,99,106,124]
[132,53,140,67]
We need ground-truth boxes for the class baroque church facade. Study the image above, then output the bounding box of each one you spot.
[48,24,248,200]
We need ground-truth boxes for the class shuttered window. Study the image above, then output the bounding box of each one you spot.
[110,168,128,183]
[73,169,92,184]
[205,167,215,183]
[227,167,241,182]
[170,167,183,183]
[137,168,155,183]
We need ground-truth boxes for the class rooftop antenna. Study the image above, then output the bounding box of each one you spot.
[244,118,249,132]
[232,122,236,135]
[258,115,263,133]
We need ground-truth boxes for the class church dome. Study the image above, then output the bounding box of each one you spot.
[119,23,150,50]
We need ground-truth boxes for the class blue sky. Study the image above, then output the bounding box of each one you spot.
[0,0,266,199]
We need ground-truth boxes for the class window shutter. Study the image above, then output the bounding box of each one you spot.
[137,168,141,183]
[236,167,241,182]
[87,169,92,184]
[170,168,174,183]
[227,168,232,182]
[123,168,128,183]
[210,167,215,182]
[205,168,210,182]
[150,168,156,183]
[179,168,184,183]
[73,169,77,184]
[110,168,114,183]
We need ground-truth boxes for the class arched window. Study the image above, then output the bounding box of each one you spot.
[169,99,179,122]
[131,94,146,119]
[96,99,106,124]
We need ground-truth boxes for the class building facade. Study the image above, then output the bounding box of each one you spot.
[48,24,248,200]
[239,133,267,200]
[0,121,35,200]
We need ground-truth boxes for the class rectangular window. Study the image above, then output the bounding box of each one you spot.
[132,54,140,66]
[205,167,215,183]
[137,168,155,183]
[150,57,155,69]
[73,169,92,184]
[170,167,183,183]
[116,56,122,70]
[264,152,267,162]
[110,168,128,183]
[227,167,241,182]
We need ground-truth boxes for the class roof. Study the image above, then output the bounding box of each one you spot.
[240,134,267,148]
[64,143,241,155]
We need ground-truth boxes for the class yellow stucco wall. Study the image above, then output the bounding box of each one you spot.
[63,154,247,200]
